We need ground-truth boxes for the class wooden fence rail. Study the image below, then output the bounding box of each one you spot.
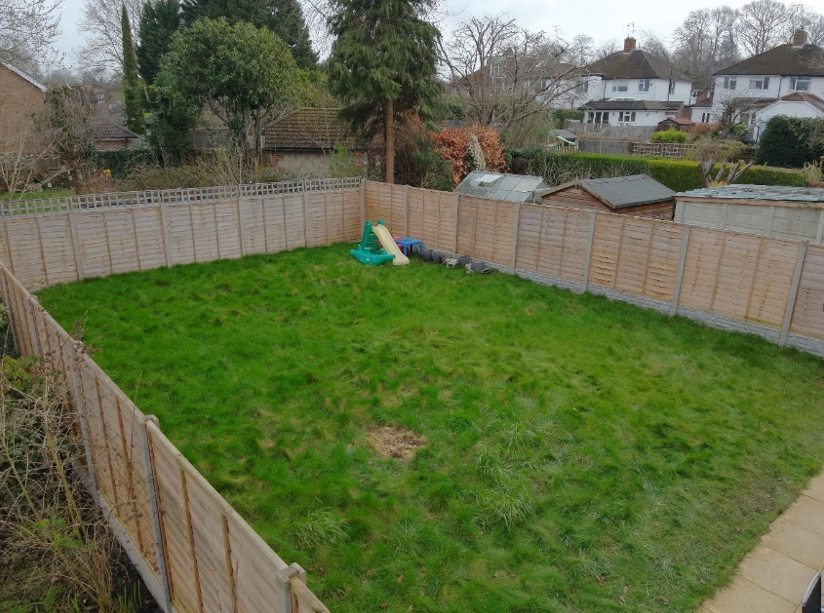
[364,181,824,357]
[1,177,823,613]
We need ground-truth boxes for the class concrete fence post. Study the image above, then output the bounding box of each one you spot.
[160,203,172,268]
[404,185,410,237]
[670,225,692,317]
[780,241,808,347]
[276,563,307,613]
[452,193,460,254]
[510,202,521,274]
[68,212,84,281]
[23,295,41,356]
[139,416,174,613]
[581,211,598,293]
[360,179,365,227]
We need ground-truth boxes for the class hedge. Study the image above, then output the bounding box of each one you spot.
[506,151,806,192]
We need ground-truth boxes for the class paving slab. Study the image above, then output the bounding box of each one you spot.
[737,544,816,604]
[782,495,824,536]
[803,474,824,505]
[762,515,824,570]
[703,575,797,613]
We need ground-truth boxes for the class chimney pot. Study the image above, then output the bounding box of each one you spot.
[793,29,808,47]
[624,37,637,53]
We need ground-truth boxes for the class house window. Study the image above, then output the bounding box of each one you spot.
[669,80,676,95]
[723,77,737,90]
[790,76,811,91]
[638,79,651,92]
[612,80,629,92]
[701,112,710,123]
[749,77,770,90]
[618,111,636,123]
[589,111,610,124]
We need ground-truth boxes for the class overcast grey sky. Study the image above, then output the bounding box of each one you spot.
[51,0,824,69]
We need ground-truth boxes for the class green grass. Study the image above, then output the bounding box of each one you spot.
[37,244,824,613]
[0,188,74,202]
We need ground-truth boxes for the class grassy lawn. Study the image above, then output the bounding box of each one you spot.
[0,188,74,202]
[37,244,824,613]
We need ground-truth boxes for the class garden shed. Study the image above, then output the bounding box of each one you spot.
[456,171,549,203]
[674,185,824,245]
[536,174,676,219]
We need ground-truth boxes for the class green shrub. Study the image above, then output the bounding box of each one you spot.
[95,149,155,179]
[651,128,688,144]
[756,116,824,169]
[507,151,806,191]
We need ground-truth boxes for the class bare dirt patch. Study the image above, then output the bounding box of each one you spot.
[367,426,426,461]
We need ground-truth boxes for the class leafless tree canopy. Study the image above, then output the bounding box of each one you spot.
[76,0,146,77]
[0,0,62,71]
[438,14,586,131]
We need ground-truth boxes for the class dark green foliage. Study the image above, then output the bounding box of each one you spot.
[327,0,441,142]
[121,6,145,135]
[37,244,824,613]
[510,151,806,191]
[550,109,583,127]
[95,149,156,178]
[136,0,182,85]
[756,116,824,169]
[145,69,201,165]
[157,18,303,150]
[180,0,317,68]
[394,127,453,190]
[651,128,688,143]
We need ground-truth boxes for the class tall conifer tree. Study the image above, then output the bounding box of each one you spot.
[136,0,181,85]
[122,5,145,134]
[327,0,440,183]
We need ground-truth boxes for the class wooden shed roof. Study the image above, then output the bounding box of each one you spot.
[538,174,675,209]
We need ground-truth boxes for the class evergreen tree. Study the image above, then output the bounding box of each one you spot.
[327,0,440,183]
[137,0,181,85]
[756,116,824,169]
[179,0,317,68]
[122,5,145,134]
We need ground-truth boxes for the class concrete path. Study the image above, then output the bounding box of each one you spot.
[700,473,824,613]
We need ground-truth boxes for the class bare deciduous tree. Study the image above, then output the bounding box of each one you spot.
[672,7,738,89]
[0,0,62,70]
[438,14,586,133]
[736,0,788,56]
[76,0,146,77]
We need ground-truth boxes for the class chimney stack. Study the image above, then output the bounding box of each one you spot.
[793,29,808,47]
[623,37,637,53]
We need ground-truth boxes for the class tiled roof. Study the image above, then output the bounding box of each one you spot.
[768,92,824,114]
[586,50,691,83]
[677,185,824,203]
[578,174,675,208]
[659,116,694,125]
[714,43,824,77]
[579,99,684,111]
[93,122,138,140]
[264,108,349,150]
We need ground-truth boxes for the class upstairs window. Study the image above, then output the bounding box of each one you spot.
[618,111,636,123]
[790,76,810,91]
[612,80,629,92]
[638,79,651,92]
[749,77,770,90]
[723,77,737,90]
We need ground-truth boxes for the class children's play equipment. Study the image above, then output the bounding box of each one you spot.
[350,220,409,266]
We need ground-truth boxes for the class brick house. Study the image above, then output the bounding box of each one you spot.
[0,62,47,151]
[537,174,676,220]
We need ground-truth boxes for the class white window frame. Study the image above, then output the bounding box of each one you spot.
[790,76,811,91]
[618,111,636,123]
[668,80,676,95]
[749,77,770,90]
[638,79,651,92]
[612,80,629,93]
[723,77,737,90]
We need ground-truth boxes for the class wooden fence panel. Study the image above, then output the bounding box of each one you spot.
[106,211,142,275]
[746,239,799,326]
[533,207,589,281]
[588,214,623,289]
[37,215,77,285]
[710,233,763,320]
[191,204,220,263]
[614,218,655,296]
[76,213,115,278]
[293,579,329,613]
[149,429,203,613]
[343,190,361,241]
[325,193,345,245]
[284,195,307,249]
[306,193,328,248]
[643,223,684,301]
[514,204,542,273]
[5,218,47,287]
[678,227,726,312]
[133,208,167,271]
[242,198,266,255]
[791,244,824,340]
[263,196,289,253]
[165,206,196,266]
[214,202,242,260]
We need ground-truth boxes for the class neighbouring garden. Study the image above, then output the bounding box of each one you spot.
[35,244,824,613]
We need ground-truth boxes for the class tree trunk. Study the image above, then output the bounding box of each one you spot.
[385,98,394,184]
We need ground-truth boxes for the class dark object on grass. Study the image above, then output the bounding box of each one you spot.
[471,261,489,273]
[457,256,470,267]
[421,249,432,262]
[432,253,442,264]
